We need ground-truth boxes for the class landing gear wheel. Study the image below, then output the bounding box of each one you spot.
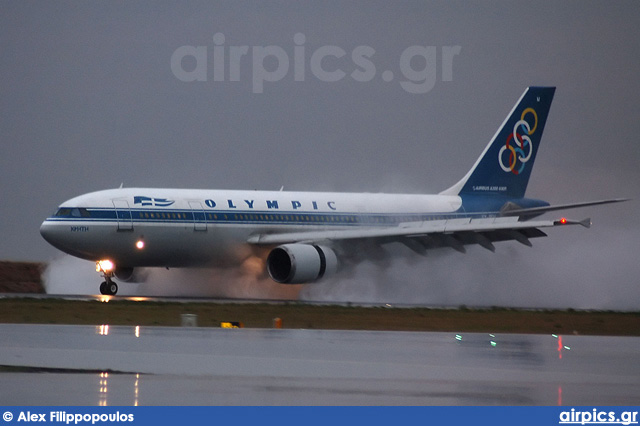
[108,282,118,295]
[99,280,118,295]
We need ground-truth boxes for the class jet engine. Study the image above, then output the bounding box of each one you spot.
[266,244,338,284]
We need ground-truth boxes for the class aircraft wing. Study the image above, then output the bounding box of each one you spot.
[500,198,629,219]
[247,216,590,254]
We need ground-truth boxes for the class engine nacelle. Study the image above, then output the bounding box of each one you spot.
[114,266,146,283]
[266,244,338,284]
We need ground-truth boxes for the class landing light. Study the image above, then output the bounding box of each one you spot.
[96,260,114,273]
[136,240,145,250]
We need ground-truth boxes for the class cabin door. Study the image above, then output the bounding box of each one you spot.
[188,201,207,231]
[112,199,133,231]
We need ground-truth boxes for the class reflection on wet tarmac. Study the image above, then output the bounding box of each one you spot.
[1,324,639,405]
[99,372,108,406]
[95,372,141,406]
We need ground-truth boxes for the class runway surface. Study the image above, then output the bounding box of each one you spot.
[0,291,458,309]
[1,324,639,405]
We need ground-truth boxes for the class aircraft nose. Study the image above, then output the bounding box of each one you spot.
[40,219,79,257]
[40,219,71,252]
[40,220,57,245]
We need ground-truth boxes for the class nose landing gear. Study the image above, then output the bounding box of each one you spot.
[99,278,118,296]
[96,260,119,296]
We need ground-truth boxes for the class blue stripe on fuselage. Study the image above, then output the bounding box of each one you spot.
[46,207,509,227]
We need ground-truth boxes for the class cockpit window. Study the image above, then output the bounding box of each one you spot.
[55,208,91,217]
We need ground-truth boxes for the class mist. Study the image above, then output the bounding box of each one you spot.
[43,255,301,300]
[301,223,640,310]
[42,219,639,311]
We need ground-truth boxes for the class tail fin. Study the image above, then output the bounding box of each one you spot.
[441,86,555,199]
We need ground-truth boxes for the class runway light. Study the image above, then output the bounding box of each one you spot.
[135,240,145,250]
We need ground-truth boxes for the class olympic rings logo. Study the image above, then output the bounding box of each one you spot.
[498,107,538,175]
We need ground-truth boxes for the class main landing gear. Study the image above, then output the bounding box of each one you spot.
[96,260,119,296]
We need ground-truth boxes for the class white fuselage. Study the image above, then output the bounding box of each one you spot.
[40,187,463,268]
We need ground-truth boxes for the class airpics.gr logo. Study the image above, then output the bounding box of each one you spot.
[134,196,175,207]
[498,107,538,175]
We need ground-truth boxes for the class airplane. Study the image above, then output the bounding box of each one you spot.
[40,86,627,295]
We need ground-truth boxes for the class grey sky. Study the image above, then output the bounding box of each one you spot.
[2,1,639,307]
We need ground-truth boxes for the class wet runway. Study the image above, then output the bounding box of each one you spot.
[1,324,639,405]
[0,292,462,309]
